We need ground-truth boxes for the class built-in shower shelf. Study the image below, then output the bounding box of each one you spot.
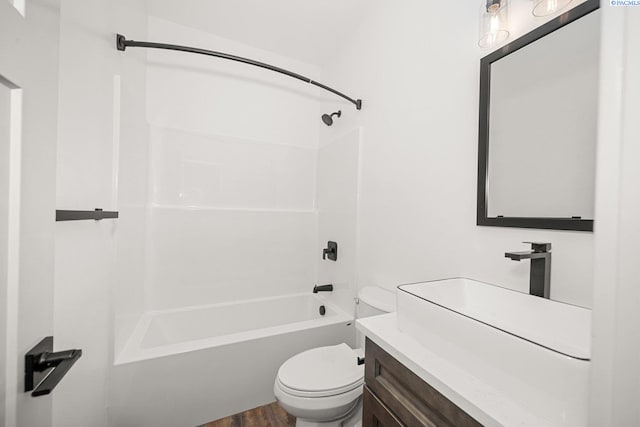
[150,203,317,214]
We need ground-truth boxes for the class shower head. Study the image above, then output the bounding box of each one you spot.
[322,110,342,126]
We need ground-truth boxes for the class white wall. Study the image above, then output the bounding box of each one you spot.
[144,0,369,67]
[54,1,148,426]
[320,0,595,308]
[0,77,10,427]
[316,127,362,316]
[143,18,323,310]
[589,5,640,426]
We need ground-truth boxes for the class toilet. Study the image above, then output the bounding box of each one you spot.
[274,286,395,427]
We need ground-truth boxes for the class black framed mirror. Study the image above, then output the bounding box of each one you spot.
[477,0,600,232]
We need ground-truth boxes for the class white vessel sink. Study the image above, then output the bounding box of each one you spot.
[397,278,591,427]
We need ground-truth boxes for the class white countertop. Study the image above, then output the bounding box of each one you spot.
[357,313,555,427]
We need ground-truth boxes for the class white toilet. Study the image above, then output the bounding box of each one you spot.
[274,286,395,427]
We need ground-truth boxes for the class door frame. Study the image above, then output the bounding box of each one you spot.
[0,1,61,426]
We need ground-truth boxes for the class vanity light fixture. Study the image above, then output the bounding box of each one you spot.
[532,0,573,17]
[478,0,510,48]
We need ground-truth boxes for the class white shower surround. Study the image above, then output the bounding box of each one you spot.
[138,17,324,314]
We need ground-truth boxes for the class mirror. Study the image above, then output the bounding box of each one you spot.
[477,0,600,231]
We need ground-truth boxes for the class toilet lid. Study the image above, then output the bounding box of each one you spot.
[277,344,364,397]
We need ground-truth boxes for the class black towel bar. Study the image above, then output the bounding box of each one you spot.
[56,208,119,222]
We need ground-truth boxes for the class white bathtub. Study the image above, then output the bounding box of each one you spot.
[110,293,355,427]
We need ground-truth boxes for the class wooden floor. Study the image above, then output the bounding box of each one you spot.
[202,402,295,427]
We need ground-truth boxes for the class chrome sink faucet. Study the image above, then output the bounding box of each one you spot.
[505,242,551,299]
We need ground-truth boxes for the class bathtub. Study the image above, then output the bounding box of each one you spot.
[109,293,355,427]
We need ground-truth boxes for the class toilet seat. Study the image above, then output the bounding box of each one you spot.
[276,344,364,398]
[276,376,363,399]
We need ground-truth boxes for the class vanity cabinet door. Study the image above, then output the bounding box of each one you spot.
[363,386,404,427]
[364,338,482,427]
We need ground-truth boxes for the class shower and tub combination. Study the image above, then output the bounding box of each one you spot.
[109,20,367,427]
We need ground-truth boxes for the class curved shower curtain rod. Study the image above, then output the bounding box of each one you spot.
[116,34,362,110]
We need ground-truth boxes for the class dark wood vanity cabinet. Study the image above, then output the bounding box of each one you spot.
[363,386,403,427]
[363,338,483,427]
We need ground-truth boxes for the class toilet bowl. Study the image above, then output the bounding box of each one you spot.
[274,286,395,427]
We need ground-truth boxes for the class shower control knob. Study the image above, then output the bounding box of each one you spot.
[322,241,338,261]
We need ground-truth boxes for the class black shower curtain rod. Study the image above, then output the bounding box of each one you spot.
[116,34,362,110]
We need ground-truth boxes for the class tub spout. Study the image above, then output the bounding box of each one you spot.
[313,284,333,293]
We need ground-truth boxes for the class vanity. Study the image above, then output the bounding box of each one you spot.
[363,338,481,427]
[357,278,591,427]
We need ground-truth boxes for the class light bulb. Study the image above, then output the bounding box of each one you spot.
[479,0,510,48]
[487,0,501,12]
[490,14,500,32]
[532,0,573,17]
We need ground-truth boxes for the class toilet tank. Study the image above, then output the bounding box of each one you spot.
[357,286,396,318]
